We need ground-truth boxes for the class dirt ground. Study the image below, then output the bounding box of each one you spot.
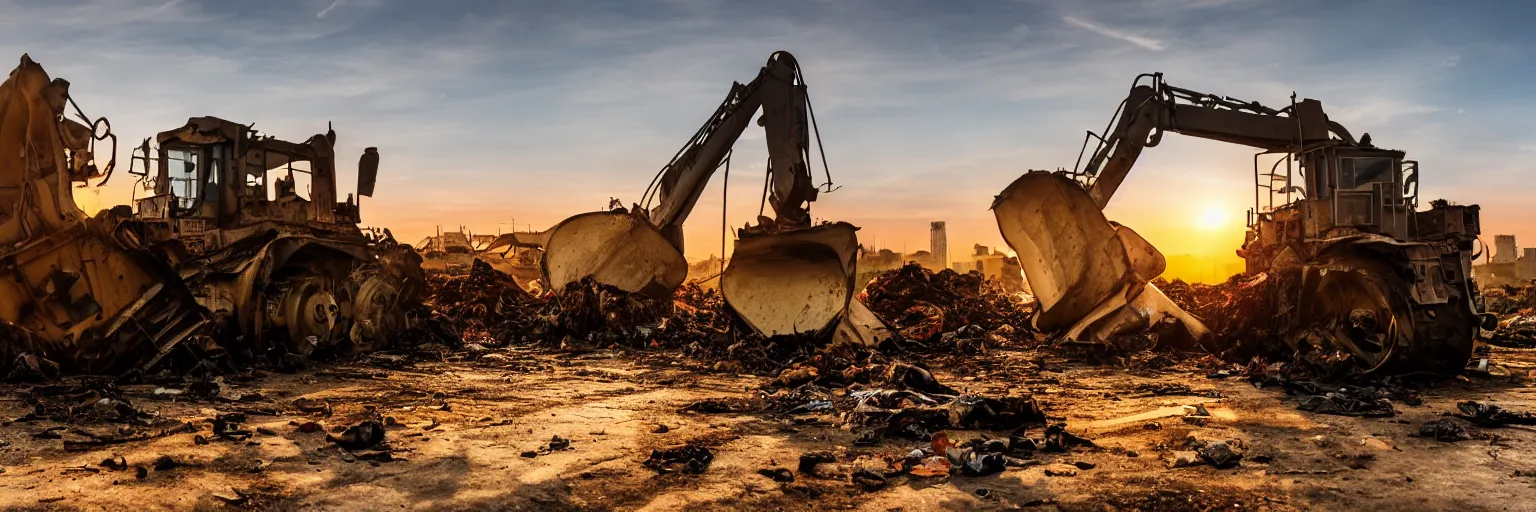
[2,344,1535,512]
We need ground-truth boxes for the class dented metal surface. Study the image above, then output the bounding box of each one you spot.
[0,55,207,373]
[722,221,860,337]
[992,172,1208,345]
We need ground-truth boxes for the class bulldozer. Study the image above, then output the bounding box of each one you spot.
[120,116,426,362]
[492,51,862,339]
[994,73,1487,374]
[0,54,423,374]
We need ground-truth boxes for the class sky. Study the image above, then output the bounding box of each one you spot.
[4,0,1533,281]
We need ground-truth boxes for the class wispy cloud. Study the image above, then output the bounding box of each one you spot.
[1062,16,1166,51]
[0,0,1528,258]
[317,0,344,18]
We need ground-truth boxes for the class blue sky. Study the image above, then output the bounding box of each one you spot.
[5,0,1532,262]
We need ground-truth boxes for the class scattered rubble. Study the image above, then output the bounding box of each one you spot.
[859,263,1037,351]
[1454,401,1536,428]
[644,445,714,474]
[326,420,386,451]
[1419,418,1476,442]
[1485,281,1536,348]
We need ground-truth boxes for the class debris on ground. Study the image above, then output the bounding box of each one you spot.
[798,451,838,473]
[681,397,760,414]
[1043,464,1079,477]
[859,263,1037,351]
[1191,438,1246,468]
[327,420,386,450]
[908,456,953,477]
[850,467,888,491]
[644,445,714,475]
[524,434,573,457]
[1455,401,1536,427]
[1288,382,1396,418]
[1156,272,1299,359]
[757,467,794,482]
[1419,418,1475,442]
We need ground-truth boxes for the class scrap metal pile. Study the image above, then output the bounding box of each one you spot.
[685,353,1096,484]
[859,263,1038,352]
[1155,273,1301,362]
[415,260,792,371]
[407,260,1041,375]
[1483,280,1536,347]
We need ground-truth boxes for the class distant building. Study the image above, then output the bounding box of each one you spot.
[1474,235,1536,287]
[929,221,947,271]
[416,226,477,255]
[969,244,1024,293]
[1524,248,1536,282]
[687,255,726,288]
[905,250,941,270]
[1495,235,1519,264]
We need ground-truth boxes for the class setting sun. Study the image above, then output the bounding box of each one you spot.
[1195,204,1228,230]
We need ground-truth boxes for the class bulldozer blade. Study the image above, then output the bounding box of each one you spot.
[540,211,688,298]
[722,222,859,337]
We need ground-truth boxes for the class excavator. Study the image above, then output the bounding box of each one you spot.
[498,51,862,338]
[994,73,1487,374]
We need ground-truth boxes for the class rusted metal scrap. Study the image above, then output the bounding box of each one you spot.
[0,55,207,374]
[1483,280,1536,348]
[0,55,428,376]
[126,116,427,363]
[858,263,1037,351]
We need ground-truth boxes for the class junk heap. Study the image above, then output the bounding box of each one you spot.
[1483,280,1536,347]
[859,263,1038,353]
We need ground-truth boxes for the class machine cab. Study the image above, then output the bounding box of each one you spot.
[1262,144,1417,242]
[129,117,378,254]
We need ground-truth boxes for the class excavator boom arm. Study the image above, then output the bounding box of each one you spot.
[648,51,813,231]
[1080,74,1344,208]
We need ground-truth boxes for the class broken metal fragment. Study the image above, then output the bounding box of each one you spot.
[644,445,713,474]
[327,420,386,450]
[757,468,794,482]
[1419,418,1473,442]
[1196,440,1246,469]
[1455,401,1536,428]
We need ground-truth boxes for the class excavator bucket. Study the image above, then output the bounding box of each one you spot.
[540,211,688,298]
[722,222,859,337]
[992,172,1207,344]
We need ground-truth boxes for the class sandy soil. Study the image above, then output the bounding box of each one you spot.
[2,345,1535,512]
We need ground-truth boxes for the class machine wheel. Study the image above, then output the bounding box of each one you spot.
[1298,252,1475,375]
[1299,255,1408,373]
